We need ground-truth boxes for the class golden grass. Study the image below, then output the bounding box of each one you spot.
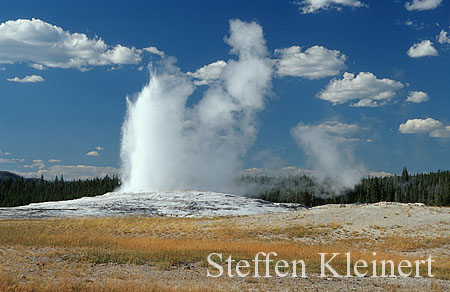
[376,236,449,252]
[0,273,221,292]
[0,216,449,291]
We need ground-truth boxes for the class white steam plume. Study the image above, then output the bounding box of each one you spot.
[120,20,272,192]
[291,123,366,196]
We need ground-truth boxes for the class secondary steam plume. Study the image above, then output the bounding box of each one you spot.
[120,20,272,192]
[291,123,366,196]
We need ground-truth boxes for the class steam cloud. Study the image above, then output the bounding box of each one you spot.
[121,19,364,196]
[120,20,272,192]
[291,123,366,196]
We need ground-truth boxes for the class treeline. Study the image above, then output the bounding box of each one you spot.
[1,169,449,208]
[238,168,450,207]
[0,175,120,207]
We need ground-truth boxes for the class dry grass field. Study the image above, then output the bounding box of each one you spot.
[0,203,449,291]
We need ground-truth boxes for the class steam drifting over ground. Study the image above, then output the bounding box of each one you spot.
[291,122,367,196]
[120,20,272,192]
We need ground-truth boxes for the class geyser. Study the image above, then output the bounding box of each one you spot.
[120,20,272,192]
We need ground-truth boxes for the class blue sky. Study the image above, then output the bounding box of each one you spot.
[0,0,449,180]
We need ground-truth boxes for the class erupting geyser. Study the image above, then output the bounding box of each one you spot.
[120,20,273,192]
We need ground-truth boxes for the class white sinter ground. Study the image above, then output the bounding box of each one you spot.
[0,191,300,219]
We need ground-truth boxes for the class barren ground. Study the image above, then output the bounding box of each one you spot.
[0,202,449,291]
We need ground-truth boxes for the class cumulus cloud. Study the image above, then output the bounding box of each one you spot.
[187,60,227,85]
[405,91,429,103]
[14,165,120,180]
[318,72,404,107]
[399,118,443,134]
[48,159,62,163]
[405,0,442,11]
[95,146,104,151]
[296,0,366,14]
[430,126,450,138]
[407,40,438,58]
[143,46,165,57]
[398,118,450,139]
[188,45,346,85]
[438,27,450,44]
[291,121,366,196]
[0,18,142,70]
[7,75,44,83]
[86,151,100,156]
[274,45,346,79]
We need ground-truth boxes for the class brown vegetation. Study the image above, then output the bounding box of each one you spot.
[0,209,449,291]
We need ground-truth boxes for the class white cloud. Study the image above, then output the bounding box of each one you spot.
[318,72,404,107]
[0,154,23,163]
[274,45,346,79]
[24,159,46,169]
[48,159,62,163]
[368,171,393,177]
[403,19,424,30]
[405,91,429,103]
[7,75,44,83]
[399,118,443,133]
[296,0,366,14]
[0,67,5,71]
[405,0,442,11]
[143,46,165,57]
[313,121,360,134]
[407,40,438,58]
[351,99,379,107]
[30,63,46,70]
[400,118,450,139]
[14,164,120,180]
[438,28,450,44]
[294,122,361,137]
[240,166,316,177]
[430,126,450,138]
[104,44,141,65]
[0,18,142,70]
[189,45,347,84]
[95,146,104,151]
[86,151,100,156]
[187,60,227,85]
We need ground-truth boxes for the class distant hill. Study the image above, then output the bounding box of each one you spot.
[0,171,40,183]
[0,171,23,181]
